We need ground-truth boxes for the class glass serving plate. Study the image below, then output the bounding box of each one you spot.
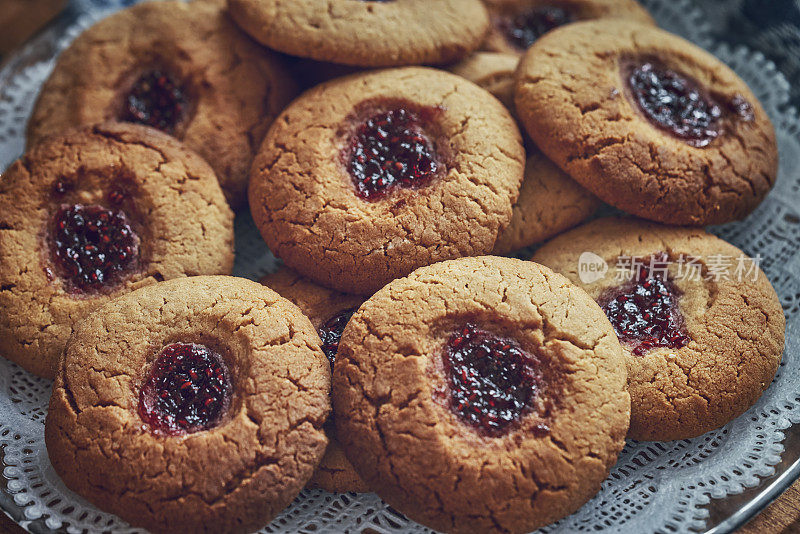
[1,1,799,533]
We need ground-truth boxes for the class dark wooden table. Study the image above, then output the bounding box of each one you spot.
[740,480,800,534]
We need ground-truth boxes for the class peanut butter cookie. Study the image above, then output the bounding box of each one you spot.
[334,256,630,532]
[532,217,785,440]
[0,122,234,379]
[515,21,778,225]
[27,0,296,207]
[46,276,330,533]
[249,67,525,294]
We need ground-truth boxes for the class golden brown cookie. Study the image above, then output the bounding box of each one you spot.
[249,67,525,295]
[515,21,778,225]
[227,0,489,67]
[334,256,630,532]
[493,152,600,255]
[0,122,234,379]
[483,0,654,55]
[46,275,330,534]
[261,268,369,493]
[27,0,296,207]
[447,52,520,112]
[532,217,785,441]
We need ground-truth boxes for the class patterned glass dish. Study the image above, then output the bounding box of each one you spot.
[1,0,799,532]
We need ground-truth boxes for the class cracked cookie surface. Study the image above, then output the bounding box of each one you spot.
[0,122,234,379]
[447,57,599,254]
[333,256,630,532]
[532,217,785,440]
[261,268,369,493]
[515,21,778,225]
[45,275,330,534]
[483,0,653,55]
[493,152,600,255]
[249,67,525,295]
[26,0,296,207]
[227,0,489,67]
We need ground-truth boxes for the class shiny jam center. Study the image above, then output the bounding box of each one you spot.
[138,343,232,435]
[318,307,357,366]
[628,63,723,147]
[347,106,440,200]
[599,254,690,356]
[51,203,139,292]
[443,324,541,436]
[123,70,187,133]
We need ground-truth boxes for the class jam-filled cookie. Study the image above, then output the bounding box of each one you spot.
[46,276,330,534]
[493,152,600,255]
[532,217,785,441]
[27,0,296,207]
[333,256,630,532]
[515,21,778,225]
[483,0,654,55]
[227,0,489,67]
[249,67,525,295]
[261,268,369,493]
[0,122,234,379]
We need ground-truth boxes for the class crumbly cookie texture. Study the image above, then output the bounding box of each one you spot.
[532,217,785,440]
[515,21,778,225]
[249,67,525,295]
[493,152,600,255]
[27,0,296,207]
[261,268,369,493]
[46,276,330,534]
[227,0,489,67]
[334,256,630,533]
[0,122,233,379]
[447,52,520,112]
[447,56,598,254]
[483,0,654,55]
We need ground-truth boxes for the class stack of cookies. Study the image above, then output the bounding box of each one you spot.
[0,0,786,532]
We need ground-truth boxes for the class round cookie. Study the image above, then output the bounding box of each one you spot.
[46,275,330,534]
[333,256,630,532]
[493,152,600,255]
[0,122,234,379]
[515,21,778,226]
[447,52,519,112]
[227,0,489,68]
[261,268,369,493]
[249,67,525,295]
[483,0,654,55]
[532,217,785,441]
[27,0,296,207]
